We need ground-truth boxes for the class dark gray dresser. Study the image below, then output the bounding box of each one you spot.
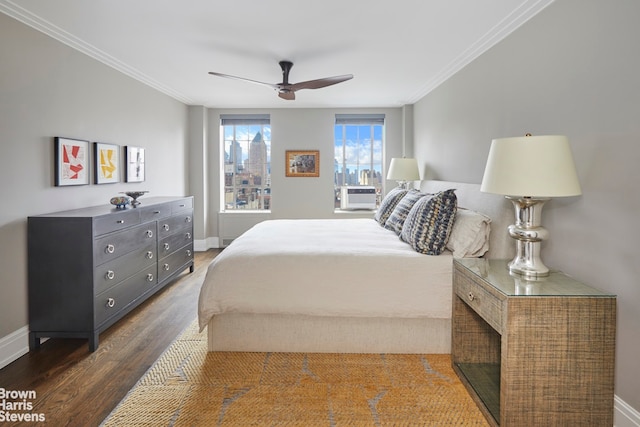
[28,196,194,351]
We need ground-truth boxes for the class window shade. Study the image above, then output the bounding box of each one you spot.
[335,114,385,125]
[220,114,270,125]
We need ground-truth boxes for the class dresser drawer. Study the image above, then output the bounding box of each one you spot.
[455,270,504,333]
[94,209,141,236]
[94,264,157,326]
[158,244,193,282]
[138,204,172,222]
[94,222,157,266]
[171,198,193,213]
[157,212,193,238]
[158,230,193,259]
[94,242,156,295]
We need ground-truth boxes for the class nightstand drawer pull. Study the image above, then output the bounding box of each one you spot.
[106,298,115,308]
[105,270,115,280]
[117,219,125,224]
[146,230,154,238]
[163,263,170,271]
[186,249,192,257]
[185,216,192,223]
[147,273,154,282]
[163,224,170,231]
[185,232,191,239]
[468,292,475,302]
[105,244,115,254]
[146,251,154,259]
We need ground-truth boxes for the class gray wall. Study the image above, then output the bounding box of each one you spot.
[413,0,640,410]
[0,13,189,338]
[202,107,406,244]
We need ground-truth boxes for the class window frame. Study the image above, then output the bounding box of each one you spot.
[334,114,385,208]
[220,114,271,212]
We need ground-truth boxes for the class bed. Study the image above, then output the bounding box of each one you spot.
[198,180,513,354]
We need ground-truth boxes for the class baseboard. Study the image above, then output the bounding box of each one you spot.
[616,395,640,427]
[194,237,219,252]
[0,326,29,370]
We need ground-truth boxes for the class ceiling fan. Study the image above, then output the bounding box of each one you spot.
[208,61,353,100]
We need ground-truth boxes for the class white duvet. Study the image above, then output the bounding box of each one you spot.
[198,218,453,330]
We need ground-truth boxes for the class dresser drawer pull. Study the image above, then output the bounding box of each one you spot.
[163,263,170,271]
[185,232,191,240]
[146,251,154,259]
[147,273,154,282]
[105,270,115,280]
[179,204,185,207]
[185,216,192,223]
[186,249,192,257]
[146,230,154,238]
[106,298,115,308]
[105,244,115,254]
[163,224,170,231]
[117,219,125,224]
[164,243,170,251]
[468,292,475,302]
[154,210,161,214]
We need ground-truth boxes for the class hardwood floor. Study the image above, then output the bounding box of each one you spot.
[0,249,220,427]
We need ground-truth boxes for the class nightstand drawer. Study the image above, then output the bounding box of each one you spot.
[455,271,503,333]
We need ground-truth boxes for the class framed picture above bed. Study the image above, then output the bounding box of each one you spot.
[285,150,319,177]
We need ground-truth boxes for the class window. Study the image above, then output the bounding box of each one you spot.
[221,115,271,211]
[334,114,384,208]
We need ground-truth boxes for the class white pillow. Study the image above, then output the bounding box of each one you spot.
[446,208,491,258]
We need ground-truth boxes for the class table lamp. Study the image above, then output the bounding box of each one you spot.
[387,158,420,189]
[480,134,581,277]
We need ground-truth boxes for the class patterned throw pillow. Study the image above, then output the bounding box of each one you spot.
[400,189,458,255]
[374,187,408,226]
[384,189,424,234]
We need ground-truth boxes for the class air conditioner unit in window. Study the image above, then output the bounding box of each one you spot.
[340,186,377,210]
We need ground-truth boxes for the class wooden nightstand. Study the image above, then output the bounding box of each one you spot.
[452,258,616,426]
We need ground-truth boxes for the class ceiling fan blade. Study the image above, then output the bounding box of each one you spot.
[289,74,354,91]
[208,71,279,90]
[278,90,295,101]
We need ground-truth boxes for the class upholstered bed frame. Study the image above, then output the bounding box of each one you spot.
[206,180,513,354]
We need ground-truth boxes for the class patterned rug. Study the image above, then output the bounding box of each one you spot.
[102,320,489,426]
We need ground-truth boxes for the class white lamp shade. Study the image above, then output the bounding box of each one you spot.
[387,158,420,181]
[480,135,582,197]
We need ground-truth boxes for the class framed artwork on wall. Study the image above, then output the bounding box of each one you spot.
[94,142,120,184]
[124,146,145,182]
[54,137,90,186]
[285,150,320,177]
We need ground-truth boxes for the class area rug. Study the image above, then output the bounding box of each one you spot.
[102,320,489,426]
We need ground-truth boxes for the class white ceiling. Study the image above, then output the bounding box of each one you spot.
[1,0,553,108]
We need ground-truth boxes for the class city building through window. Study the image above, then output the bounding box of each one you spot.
[221,114,271,211]
[334,114,385,208]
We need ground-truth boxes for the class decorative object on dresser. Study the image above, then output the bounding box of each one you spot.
[452,258,616,426]
[109,196,130,209]
[94,142,120,184]
[54,137,90,186]
[28,196,194,351]
[480,134,581,277]
[122,190,149,207]
[386,157,420,189]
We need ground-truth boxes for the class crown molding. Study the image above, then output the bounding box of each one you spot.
[405,0,555,104]
[0,0,194,105]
